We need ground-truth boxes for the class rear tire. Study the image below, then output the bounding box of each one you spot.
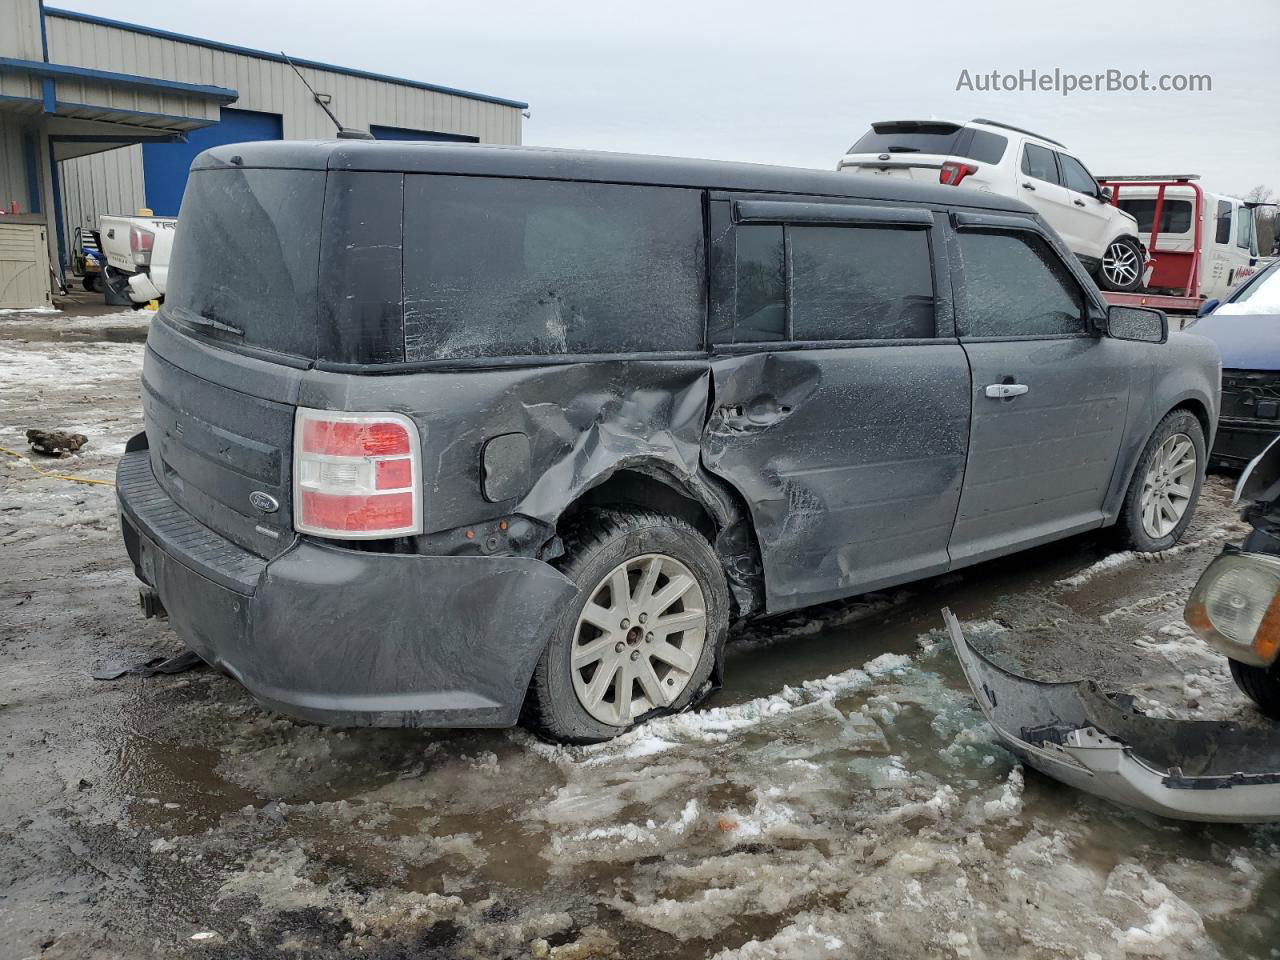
[1116,409,1205,552]
[1098,236,1144,292]
[1229,659,1280,719]
[81,274,99,293]
[525,508,728,744]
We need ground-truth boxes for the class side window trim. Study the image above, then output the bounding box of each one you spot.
[949,215,1095,339]
[733,199,935,228]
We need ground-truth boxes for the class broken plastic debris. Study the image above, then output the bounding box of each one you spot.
[92,649,205,681]
[945,608,1280,823]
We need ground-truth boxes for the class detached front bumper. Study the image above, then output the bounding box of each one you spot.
[944,609,1280,823]
[117,449,576,727]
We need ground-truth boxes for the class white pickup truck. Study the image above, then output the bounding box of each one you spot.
[97,213,177,305]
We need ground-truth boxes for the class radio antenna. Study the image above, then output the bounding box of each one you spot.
[281,51,373,140]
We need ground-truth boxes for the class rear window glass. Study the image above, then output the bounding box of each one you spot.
[1118,198,1193,234]
[848,124,1005,164]
[164,168,324,358]
[402,176,705,360]
[790,226,934,340]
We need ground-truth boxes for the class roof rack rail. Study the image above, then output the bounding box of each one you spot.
[1094,174,1201,182]
[970,118,1066,149]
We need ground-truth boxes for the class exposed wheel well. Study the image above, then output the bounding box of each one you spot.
[1171,399,1211,443]
[558,469,717,542]
[555,467,766,618]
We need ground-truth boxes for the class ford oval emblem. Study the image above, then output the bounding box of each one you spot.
[249,491,279,514]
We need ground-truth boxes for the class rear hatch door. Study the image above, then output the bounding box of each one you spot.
[838,121,1006,187]
[143,154,330,559]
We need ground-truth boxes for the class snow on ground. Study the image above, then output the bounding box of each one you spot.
[3,325,1280,959]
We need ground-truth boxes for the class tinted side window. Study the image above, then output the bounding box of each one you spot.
[402,176,704,360]
[964,130,1008,165]
[733,225,787,342]
[958,230,1085,337]
[1216,200,1233,244]
[1021,143,1059,184]
[1058,154,1098,196]
[790,226,934,340]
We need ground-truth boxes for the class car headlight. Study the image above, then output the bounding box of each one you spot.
[1185,552,1280,667]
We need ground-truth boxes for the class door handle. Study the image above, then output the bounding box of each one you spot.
[1074,198,1086,207]
[1021,182,1036,191]
[985,383,1029,399]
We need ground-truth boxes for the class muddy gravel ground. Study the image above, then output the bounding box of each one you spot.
[3,310,1280,960]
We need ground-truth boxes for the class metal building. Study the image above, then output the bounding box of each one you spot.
[0,0,526,307]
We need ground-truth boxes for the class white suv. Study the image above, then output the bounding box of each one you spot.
[837,119,1144,292]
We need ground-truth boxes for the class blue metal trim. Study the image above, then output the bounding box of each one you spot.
[51,133,186,144]
[38,1,51,61]
[54,99,221,129]
[41,78,55,113]
[23,133,41,214]
[48,139,66,270]
[43,7,529,110]
[0,92,41,108]
[0,57,238,101]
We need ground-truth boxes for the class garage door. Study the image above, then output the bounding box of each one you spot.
[142,108,283,216]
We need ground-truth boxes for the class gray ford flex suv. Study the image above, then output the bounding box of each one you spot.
[116,141,1220,743]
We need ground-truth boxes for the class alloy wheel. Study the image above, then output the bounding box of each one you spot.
[1102,240,1140,288]
[570,553,707,726]
[1139,433,1197,539]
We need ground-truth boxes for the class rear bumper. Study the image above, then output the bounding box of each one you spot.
[1213,418,1280,469]
[116,448,575,727]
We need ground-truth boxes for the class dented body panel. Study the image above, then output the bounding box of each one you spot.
[704,345,971,611]
[946,610,1280,822]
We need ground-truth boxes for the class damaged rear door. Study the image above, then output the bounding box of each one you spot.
[701,197,971,612]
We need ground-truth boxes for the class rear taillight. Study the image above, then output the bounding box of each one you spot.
[293,408,422,539]
[939,161,978,187]
[129,226,155,266]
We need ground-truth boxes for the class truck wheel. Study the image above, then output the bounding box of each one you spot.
[1098,237,1144,292]
[81,275,99,293]
[1116,409,1205,552]
[1229,659,1280,719]
[525,509,728,743]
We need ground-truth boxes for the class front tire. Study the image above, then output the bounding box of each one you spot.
[525,509,729,743]
[1098,237,1144,292]
[1116,409,1205,552]
[1229,659,1280,719]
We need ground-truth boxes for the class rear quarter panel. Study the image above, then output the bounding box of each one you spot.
[296,360,712,537]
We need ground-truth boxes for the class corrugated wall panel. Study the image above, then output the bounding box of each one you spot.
[0,115,31,211]
[59,146,145,244]
[1,0,45,60]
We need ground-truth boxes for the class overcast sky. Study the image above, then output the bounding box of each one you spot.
[55,0,1278,195]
